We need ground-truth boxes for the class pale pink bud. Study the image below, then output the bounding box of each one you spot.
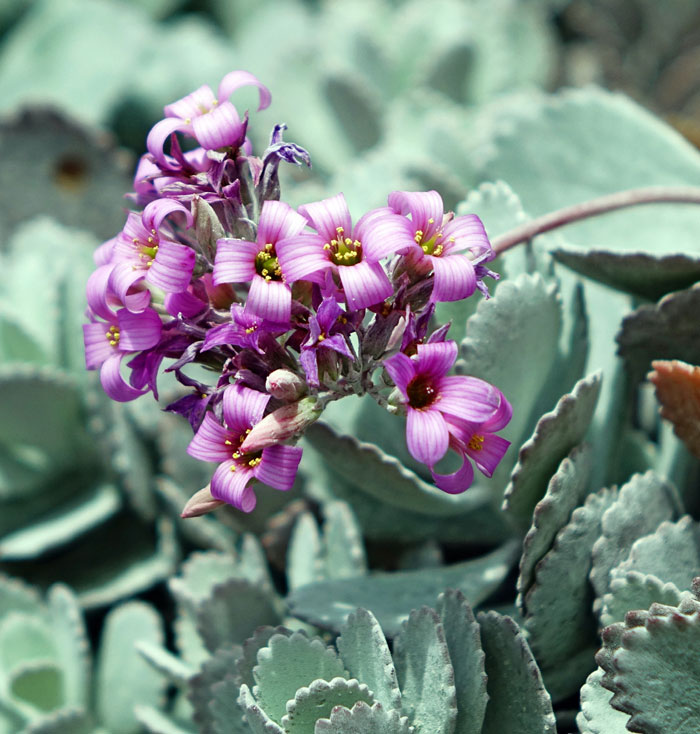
[266,369,307,401]
[239,397,322,453]
[181,485,225,518]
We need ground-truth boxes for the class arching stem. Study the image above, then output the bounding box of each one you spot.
[491,186,700,255]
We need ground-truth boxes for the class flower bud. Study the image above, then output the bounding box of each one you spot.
[266,369,307,401]
[181,485,225,518]
[239,397,322,453]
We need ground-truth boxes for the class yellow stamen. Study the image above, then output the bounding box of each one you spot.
[468,434,485,452]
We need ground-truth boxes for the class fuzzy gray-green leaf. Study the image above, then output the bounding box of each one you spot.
[287,541,517,636]
[576,668,630,734]
[336,608,401,713]
[314,701,413,734]
[394,607,456,734]
[599,572,684,628]
[286,512,323,592]
[478,612,556,734]
[322,501,367,580]
[436,589,487,734]
[95,601,166,734]
[503,371,602,522]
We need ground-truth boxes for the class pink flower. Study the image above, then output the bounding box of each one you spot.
[388,190,494,302]
[276,193,409,311]
[383,340,508,493]
[147,70,271,168]
[186,384,302,512]
[108,199,195,308]
[83,307,162,402]
[213,200,308,324]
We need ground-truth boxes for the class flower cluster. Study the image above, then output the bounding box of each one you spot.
[83,70,511,513]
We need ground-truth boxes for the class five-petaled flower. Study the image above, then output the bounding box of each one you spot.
[388,190,494,302]
[383,340,509,493]
[186,383,303,512]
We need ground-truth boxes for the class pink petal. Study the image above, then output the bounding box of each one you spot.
[441,214,492,260]
[83,321,116,369]
[275,233,332,284]
[218,70,271,111]
[298,193,352,244]
[164,84,217,120]
[146,117,191,168]
[143,198,193,232]
[467,433,510,477]
[257,200,308,244]
[437,375,502,422]
[117,307,162,351]
[94,237,116,266]
[147,241,196,293]
[353,206,395,241]
[338,260,391,310]
[213,239,258,284]
[429,254,476,302]
[211,462,257,512]
[165,289,207,318]
[431,453,475,494]
[406,408,449,467]
[255,444,303,490]
[383,352,415,395]
[388,190,444,240]
[192,101,244,149]
[360,214,416,262]
[100,352,145,402]
[187,413,232,463]
[222,383,270,435]
[414,341,458,379]
[246,276,291,324]
[480,392,513,432]
[108,263,147,311]
[86,265,118,321]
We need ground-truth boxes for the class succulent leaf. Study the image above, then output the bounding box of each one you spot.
[18,706,94,734]
[336,608,401,713]
[322,501,367,580]
[393,607,456,734]
[238,684,283,734]
[133,704,196,734]
[478,612,556,734]
[286,512,323,591]
[599,571,684,629]
[503,371,602,522]
[314,700,413,734]
[188,644,243,734]
[576,668,630,734]
[435,589,487,734]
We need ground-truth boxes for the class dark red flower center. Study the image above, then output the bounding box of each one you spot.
[406,373,439,410]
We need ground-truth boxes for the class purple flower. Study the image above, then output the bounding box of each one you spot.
[276,193,409,311]
[388,190,494,302]
[186,383,302,512]
[383,341,505,491]
[147,70,271,169]
[431,394,512,493]
[300,297,355,386]
[213,200,308,323]
[83,307,162,402]
[109,199,195,307]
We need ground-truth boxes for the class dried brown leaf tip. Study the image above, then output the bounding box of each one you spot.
[648,359,700,458]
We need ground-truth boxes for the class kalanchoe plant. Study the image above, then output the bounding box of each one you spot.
[83,70,511,515]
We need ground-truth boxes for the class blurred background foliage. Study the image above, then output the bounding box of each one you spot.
[1,0,700,732]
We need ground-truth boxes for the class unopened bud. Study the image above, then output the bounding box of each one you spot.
[194,196,225,261]
[265,369,307,401]
[181,485,225,518]
[240,397,322,453]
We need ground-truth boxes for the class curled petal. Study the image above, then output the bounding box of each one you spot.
[86,265,117,321]
[143,198,193,232]
[481,393,513,433]
[222,383,270,435]
[414,341,458,379]
[192,101,245,149]
[429,253,476,302]
[218,70,271,110]
[437,375,502,422]
[383,352,415,395]
[255,444,303,490]
[388,190,444,241]
[117,307,162,351]
[406,408,449,467]
[275,233,331,284]
[94,237,116,266]
[211,462,257,512]
[441,214,492,260]
[298,193,352,244]
[468,433,510,477]
[246,276,291,324]
[100,352,145,402]
[147,241,196,293]
[338,261,391,310]
[257,200,308,244]
[187,413,232,463]
[146,117,191,169]
[431,453,475,494]
[164,84,217,120]
[108,263,148,312]
[213,239,259,284]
